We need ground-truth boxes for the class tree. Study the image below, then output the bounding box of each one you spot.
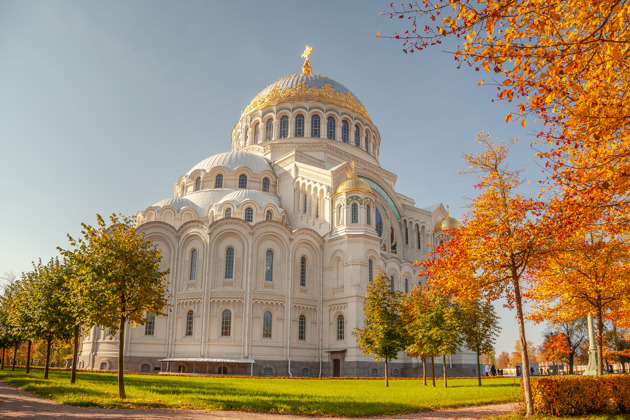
[495,351,510,369]
[18,259,75,379]
[59,214,169,398]
[528,229,630,375]
[384,1,630,235]
[539,333,572,374]
[354,271,408,387]
[551,319,587,374]
[458,299,501,386]
[404,286,461,388]
[420,133,545,415]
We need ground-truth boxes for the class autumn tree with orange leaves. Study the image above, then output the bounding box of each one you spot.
[383,1,630,234]
[420,133,544,416]
[539,333,572,374]
[528,229,630,375]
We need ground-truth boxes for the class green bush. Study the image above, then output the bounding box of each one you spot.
[530,375,630,416]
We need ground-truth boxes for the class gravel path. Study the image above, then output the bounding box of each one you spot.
[0,380,520,420]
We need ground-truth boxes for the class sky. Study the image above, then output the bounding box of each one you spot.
[0,1,551,358]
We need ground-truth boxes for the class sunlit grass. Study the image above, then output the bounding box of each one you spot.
[0,368,520,417]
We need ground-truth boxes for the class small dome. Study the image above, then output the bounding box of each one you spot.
[336,167,372,194]
[434,216,463,233]
[186,151,273,176]
[218,190,281,209]
[244,74,370,120]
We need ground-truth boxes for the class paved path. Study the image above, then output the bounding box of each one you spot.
[0,381,520,419]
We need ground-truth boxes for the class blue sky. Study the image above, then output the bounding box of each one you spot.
[0,1,549,358]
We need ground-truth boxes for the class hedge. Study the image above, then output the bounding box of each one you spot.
[529,375,630,416]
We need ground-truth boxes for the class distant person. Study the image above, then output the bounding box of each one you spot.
[530,366,535,375]
[490,364,496,376]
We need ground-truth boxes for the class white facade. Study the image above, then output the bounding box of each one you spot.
[78,67,477,377]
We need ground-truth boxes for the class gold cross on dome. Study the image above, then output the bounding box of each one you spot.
[302,45,313,60]
[302,45,313,75]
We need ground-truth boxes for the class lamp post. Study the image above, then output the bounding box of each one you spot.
[582,314,599,375]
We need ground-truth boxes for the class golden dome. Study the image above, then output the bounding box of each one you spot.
[434,216,463,233]
[434,206,462,233]
[336,164,372,194]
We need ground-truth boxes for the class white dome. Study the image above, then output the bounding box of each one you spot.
[186,151,273,176]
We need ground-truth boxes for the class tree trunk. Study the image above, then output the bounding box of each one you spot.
[71,324,79,384]
[384,358,389,387]
[442,354,447,388]
[568,350,575,374]
[476,345,482,386]
[44,336,52,379]
[596,302,604,376]
[422,357,427,386]
[25,341,31,374]
[12,345,17,371]
[1,346,5,370]
[513,277,533,417]
[118,315,127,399]
[431,356,435,387]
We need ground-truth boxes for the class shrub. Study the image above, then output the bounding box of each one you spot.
[529,375,630,416]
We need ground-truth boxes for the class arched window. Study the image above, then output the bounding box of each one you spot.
[300,256,307,287]
[311,115,321,137]
[221,309,231,336]
[266,118,273,140]
[351,203,359,223]
[245,207,253,223]
[263,311,272,338]
[262,177,270,192]
[145,313,155,336]
[238,174,247,189]
[194,177,201,191]
[337,315,344,340]
[327,117,336,140]
[215,174,223,188]
[366,205,371,225]
[405,278,409,293]
[185,310,193,336]
[279,115,289,138]
[225,208,231,218]
[189,249,197,281]
[365,132,370,151]
[390,275,395,292]
[295,114,304,137]
[266,210,272,220]
[368,259,373,282]
[265,250,274,282]
[405,225,409,245]
[391,226,397,253]
[342,120,349,143]
[141,364,151,372]
[225,247,234,279]
[298,315,306,341]
[254,123,260,144]
[375,208,383,237]
[303,194,307,213]
[354,125,360,147]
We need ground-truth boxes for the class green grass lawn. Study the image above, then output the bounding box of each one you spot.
[0,368,520,417]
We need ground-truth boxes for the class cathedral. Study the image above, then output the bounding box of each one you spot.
[77,48,474,377]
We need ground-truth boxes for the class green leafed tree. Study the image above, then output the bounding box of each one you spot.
[458,299,501,386]
[354,271,408,387]
[59,214,170,398]
[20,259,75,379]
